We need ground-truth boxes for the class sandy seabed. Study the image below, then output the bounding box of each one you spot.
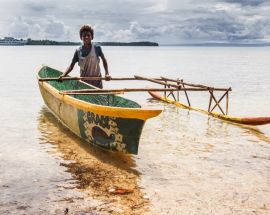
[1,104,270,215]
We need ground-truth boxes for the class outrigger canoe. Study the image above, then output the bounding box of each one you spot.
[37,66,162,154]
[149,91,270,126]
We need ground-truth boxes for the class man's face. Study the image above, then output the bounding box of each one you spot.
[82,31,92,44]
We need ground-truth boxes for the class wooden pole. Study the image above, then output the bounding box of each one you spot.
[160,76,232,92]
[181,81,191,107]
[39,77,164,82]
[60,87,219,95]
[226,91,229,115]
[210,90,230,113]
[164,81,167,98]
[167,87,177,101]
[39,76,231,92]
[208,90,213,112]
[161,76,209,89]
[134,75,181,89]
[177,79,180,101]
[209,91,225,115]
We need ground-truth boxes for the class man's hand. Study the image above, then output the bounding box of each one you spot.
[58,74,65,82]
[105,74,112,81]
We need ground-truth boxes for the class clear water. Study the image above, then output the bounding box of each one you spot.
[0,46,270,214]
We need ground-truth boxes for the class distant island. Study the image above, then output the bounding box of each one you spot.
[95,42,159,46]
[25,38,159,46]
[162,43,270,47]
[26,39,80,46]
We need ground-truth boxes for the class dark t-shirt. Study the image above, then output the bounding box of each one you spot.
[71,45,103,65]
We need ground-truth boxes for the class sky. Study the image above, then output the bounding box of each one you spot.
[0,0,269,44]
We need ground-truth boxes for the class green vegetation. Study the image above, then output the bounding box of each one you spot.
[96,42,159,46]
[26,39,80,45]
[26,39,158,46]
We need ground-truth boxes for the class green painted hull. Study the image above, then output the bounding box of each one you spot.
[77,110,144,154]
[38,66,159,154]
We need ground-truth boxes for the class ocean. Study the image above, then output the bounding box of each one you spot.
[0,45,270,215]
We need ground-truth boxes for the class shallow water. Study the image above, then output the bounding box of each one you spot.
[0,46,270,214]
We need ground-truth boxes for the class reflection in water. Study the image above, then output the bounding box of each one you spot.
[38,106,138,171]
[205,114,270,145]
[148,97,270,145]
[38,106,148,214]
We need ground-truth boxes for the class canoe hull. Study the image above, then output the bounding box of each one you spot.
[39,82,145,154]
[37,66,162,154]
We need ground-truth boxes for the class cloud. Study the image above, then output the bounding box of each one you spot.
[9,16,30,38]
[7,15,72,41]
[94,21,176,43]
[0,0,269,44]
[174,6,270,43]
[221,0,267,6]
[43,17,72,40]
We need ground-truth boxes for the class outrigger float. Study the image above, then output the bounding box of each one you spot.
[38,66,270,154]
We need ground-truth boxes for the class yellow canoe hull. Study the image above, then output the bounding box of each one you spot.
[37,66,162,154]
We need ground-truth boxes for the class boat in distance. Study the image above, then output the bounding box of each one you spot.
[37,66,162,154]
[0,37,27,45]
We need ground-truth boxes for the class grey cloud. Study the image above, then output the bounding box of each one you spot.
[23,1,55,12]
[180,17,262,42]
[95,21,169,42]
[7,15,72,41]
[0,0,270,44]
[157,1,270,43]
[9,17,30,38]
[44,18,70,38]
[221,0,267,6]
[128,22,162,39]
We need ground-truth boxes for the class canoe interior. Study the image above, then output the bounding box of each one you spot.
[38,66,141,108]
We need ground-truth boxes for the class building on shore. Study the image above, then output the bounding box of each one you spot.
[0,37,27,46]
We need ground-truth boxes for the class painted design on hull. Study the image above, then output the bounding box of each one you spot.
[77,109,145,154]
[92,126,115,146]
[81,111,126,152]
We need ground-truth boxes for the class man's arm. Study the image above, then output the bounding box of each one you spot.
[62,63,75,77]
[59,50,78,80]
[58,63,75,80]
[100,55,111,80]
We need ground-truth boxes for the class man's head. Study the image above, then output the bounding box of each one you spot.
[79,25,94,40]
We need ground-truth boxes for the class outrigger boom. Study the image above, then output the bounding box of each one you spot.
[39,75,231,116]
[60,87,229,95]
[39,74,270,125]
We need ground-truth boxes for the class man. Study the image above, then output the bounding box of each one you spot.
[59,25,111,88]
